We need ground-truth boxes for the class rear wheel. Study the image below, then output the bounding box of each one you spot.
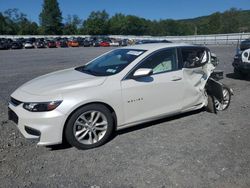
[65,104,114,149]
[205,94,216,113]
[214,86,231,111]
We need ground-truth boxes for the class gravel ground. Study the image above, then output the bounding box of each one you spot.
[0,45,249,188]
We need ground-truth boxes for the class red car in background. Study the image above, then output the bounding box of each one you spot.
[68,40,80,47]
[47,41,57,48]
[56,40,68,48]
[99,41,110,47]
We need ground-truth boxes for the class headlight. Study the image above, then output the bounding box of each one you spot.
[23,101,62,112]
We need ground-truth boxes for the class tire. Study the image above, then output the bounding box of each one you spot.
[205,94,216,113]
[65,104,114,149]
[214,86,231,111]
[234,68,247,78]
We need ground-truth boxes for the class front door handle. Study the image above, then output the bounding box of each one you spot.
[171,76,182,81]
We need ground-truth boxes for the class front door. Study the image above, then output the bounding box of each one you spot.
[121,48,186,125]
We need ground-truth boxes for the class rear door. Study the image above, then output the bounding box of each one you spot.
[178,47,211,110]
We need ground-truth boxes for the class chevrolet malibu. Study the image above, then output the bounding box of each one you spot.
[8,43,228,149]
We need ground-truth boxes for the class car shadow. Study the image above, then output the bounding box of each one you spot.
[116,109,203,136]
[226,73,250,81]
[46,141,72,151]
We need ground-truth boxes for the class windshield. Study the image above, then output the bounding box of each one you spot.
[76,49,146,76]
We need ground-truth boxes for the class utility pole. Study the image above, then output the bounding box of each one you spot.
[194,26,197,35]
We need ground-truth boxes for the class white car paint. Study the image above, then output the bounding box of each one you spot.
[9,43,215,146]
[24,42,34,48]
[242,49,250,63]
[109,41,120,47]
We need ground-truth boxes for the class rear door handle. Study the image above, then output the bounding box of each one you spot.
[171,76,182,81]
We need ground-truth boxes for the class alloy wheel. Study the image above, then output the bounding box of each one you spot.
[73,111,108,145]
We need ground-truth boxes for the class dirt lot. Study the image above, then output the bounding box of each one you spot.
[0,46,250,188]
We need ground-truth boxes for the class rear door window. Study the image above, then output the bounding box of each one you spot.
[180,47,208,68]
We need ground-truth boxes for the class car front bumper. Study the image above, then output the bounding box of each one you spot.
[8,102,66,146]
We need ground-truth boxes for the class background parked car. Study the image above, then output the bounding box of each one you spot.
[83,40,91,47]
[11,41,23,49]
[135,39,171,45]
[76,37,85,46]
[68,40,80,47]
[120,39,128,46]
[47,40,57,48]
[93,39,101,47]
[99,41,110,47]
[36,41,46,48]
[24,41,35,49]
[56,40,68,48]
[0,40,10,50]
[240,39,250,51]
[109,40,120,47]
[233,39,250,77]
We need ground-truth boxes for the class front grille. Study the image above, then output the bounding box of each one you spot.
[8,108,19,124]
[10,97,22,106]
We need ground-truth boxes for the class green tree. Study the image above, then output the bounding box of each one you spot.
[146,20,165,36]
[18,18,39,35]
[109,13,127,34]
[207,12,221,34]
[39,0,62,34]
[109,14,149,35]
[221,8,240,33]
[0,9,35,35]
[63,15,82,35]
[0,13,8,34]
[197,19,210,35]
[123,15,148,35]
[82,10,109,35]
[1,9,20,34]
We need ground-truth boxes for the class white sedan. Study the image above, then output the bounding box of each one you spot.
[24,41,35,49]
[8,43,228,149]
[109,40,120,47]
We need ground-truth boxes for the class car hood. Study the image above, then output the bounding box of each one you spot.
[18,68,107,95]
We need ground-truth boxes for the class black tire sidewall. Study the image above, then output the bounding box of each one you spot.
[65,104,114,149]
[221,86,231,110]
[206,94,216,113]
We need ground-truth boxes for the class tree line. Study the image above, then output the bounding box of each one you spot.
[0,0,249,36]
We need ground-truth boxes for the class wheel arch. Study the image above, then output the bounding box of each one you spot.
[62,101,117,143]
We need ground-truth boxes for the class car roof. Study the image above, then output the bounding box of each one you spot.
[122,43,198,51]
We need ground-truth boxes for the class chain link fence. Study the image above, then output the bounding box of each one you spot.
[1,33,250,45]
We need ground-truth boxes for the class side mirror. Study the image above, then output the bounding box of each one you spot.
[133,68,153,78]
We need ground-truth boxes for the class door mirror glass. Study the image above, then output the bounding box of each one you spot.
[133,68,153,78]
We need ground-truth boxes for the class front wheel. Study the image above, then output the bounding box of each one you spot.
[214,86,231,111]
[65,104,114,149]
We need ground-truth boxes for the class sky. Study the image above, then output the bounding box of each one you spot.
[0,0,250,23]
